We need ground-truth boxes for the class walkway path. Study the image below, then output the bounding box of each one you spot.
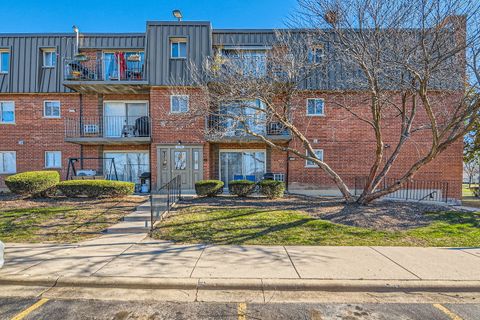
[1,234,479,281]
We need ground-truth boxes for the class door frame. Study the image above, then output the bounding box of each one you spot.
[218,149,267,187]
[157,144,204,190]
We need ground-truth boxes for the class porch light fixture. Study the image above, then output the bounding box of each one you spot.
[173,10,183,22]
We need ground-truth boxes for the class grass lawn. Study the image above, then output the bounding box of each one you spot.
[153,204,480,247]
[462,183,480,208]
[0,196,146,243]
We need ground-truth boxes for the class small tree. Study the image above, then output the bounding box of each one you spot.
[464,117,480,185]
[172,0,480,205]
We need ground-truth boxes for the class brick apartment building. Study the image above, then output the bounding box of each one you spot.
[0,20,463,200]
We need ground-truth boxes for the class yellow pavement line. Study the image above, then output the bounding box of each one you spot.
[433,304,463,320]
[11,298,49,320]
[237,302,247,320]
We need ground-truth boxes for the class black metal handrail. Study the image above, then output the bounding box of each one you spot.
[354,176,449,203]
[65,115,151,138]
[150,175,182,231]
[206,115,290,137]
[64,56,145,81]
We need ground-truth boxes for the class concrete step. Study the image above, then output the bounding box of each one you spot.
[105,220,150,234]
[122,212,151,222]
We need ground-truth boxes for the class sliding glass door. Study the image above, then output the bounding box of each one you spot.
[104,152,149,186]
[219,150,266,187]
[103,102,148,138]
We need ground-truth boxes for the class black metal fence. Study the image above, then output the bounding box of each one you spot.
[150,175,182,231]
[354,177,449,203]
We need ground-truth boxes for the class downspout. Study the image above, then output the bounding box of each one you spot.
[285,150,289,192]
[79,93,84,169]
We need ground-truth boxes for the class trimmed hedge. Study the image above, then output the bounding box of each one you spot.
[258,180,286,199]
[228,180,256,197]
[195,180,224,197]
[57,180,134,198]
[5,171,60,197]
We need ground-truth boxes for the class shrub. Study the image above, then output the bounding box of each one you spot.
[228,180,256,197]
[258,180,286,199]
[5,171,60,197]
[57,180,134,198]
[195,180,224,197]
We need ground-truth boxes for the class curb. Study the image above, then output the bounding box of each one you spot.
[1,275,480,292]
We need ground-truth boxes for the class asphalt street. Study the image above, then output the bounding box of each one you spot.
[1,297,479,320]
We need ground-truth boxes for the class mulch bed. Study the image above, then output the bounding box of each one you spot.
[177,194,464,231]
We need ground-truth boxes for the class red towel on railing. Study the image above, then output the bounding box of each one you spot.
[114,52,126,80]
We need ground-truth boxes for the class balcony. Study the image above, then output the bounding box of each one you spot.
[65,116,151,145]
[206,115,291,143]
[63,53,149,94]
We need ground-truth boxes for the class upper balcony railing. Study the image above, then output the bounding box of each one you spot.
[65,116,151,144]
[206,115,290,141]
[64,55,145,82]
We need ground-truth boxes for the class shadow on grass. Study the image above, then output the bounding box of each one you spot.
[425,211,480,227]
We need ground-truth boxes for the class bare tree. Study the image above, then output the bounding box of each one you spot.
[172,0,480,204]
[464,159,479,187]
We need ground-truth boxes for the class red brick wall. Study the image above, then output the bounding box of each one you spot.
[0,93,82,188]
[0,88,464,200]
[284,91,463,199]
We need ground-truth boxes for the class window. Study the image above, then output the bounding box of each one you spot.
[0,151,16,174]
[222,49,267,77]
[308,44,324,63]
[43,101,61,118]
[307,98,325,116]
[170,38,187,59]
[306,149,324,167]
[42,49,56,67]
[0,50,9,73]
[45,151,62,168]
[170,95,189,113]
[0,101,15,124]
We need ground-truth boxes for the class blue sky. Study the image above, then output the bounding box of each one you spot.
[0,0,299,33]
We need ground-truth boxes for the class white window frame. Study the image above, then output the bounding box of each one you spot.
[170,38,188,59]
[305,149,324,168]
[306,98,325,116]
[0,151,16,174]
[0,101,15,124]
[309,44,324,63]
[0,50,9,74]
[170,95,189,113]
[45,151,62,169]
[43,101,61,119]
[42,49,56,68]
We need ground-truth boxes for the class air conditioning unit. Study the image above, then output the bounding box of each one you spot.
[83,124,99,134]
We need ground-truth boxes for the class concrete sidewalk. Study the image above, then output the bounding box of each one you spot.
[1,233,479,288]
